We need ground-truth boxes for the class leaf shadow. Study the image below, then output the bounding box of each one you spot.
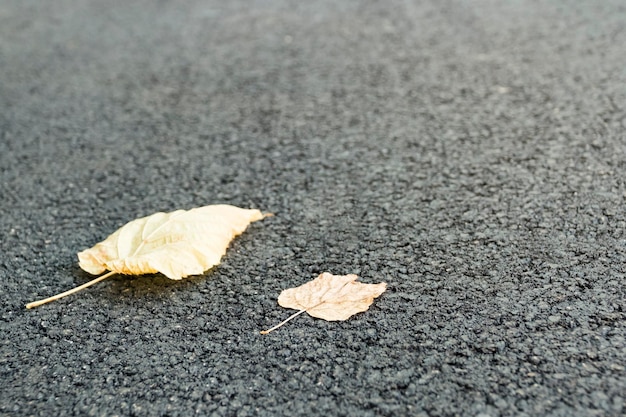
[71,266,211,303]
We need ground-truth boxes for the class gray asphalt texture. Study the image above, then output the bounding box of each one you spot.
[1,1,625,416]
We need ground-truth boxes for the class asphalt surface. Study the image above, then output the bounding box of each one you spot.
[1,1,625,416]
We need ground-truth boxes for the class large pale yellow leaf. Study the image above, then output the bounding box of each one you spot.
[77,204,266,279]
[27,204,269,308]
[261,272,387,334]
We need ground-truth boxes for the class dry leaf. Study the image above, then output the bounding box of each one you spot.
[27,204,270,308]
[261,272,386,334]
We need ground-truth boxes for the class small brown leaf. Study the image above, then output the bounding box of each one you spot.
[261,272,386,334]
[26,204,270,308]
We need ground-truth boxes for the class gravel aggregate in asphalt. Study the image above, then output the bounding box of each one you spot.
[1,1,625,416]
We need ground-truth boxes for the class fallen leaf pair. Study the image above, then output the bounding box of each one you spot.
[26,205,386,334]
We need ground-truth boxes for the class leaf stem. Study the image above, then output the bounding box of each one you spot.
[26,271,117,309]
[260,309,306,334]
